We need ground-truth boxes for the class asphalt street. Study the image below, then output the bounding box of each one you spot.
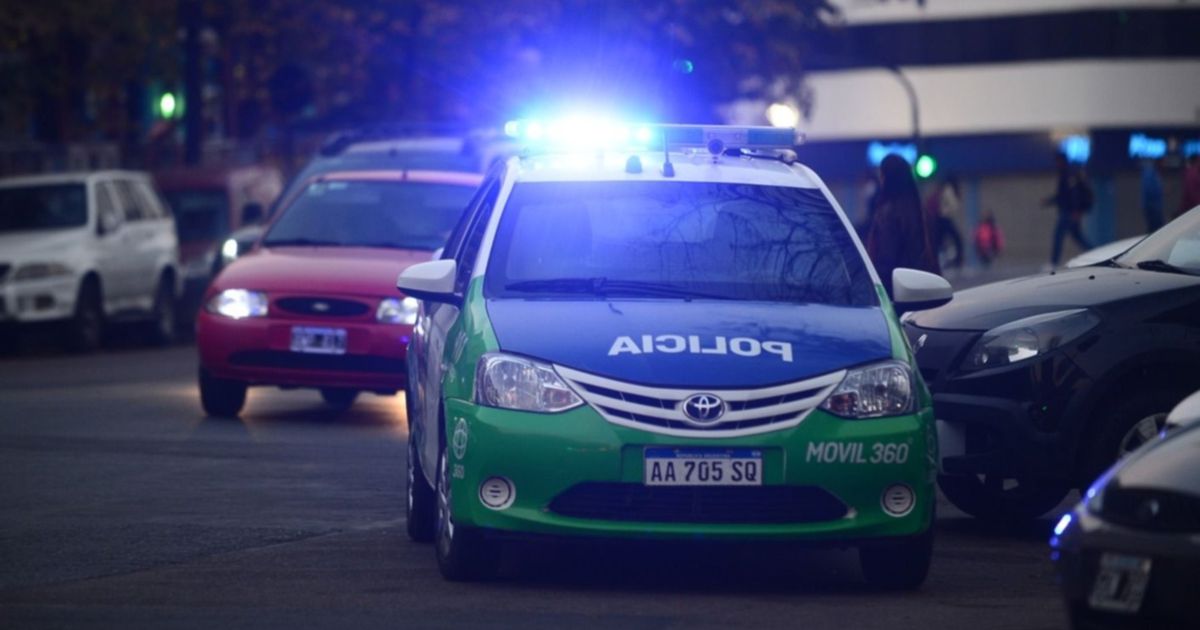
[0,341,1071,629]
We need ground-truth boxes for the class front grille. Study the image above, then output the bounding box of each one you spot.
[1101,486,1200,533]
[556,365,843,438]
[229,350,403,374]
[275,297,369,318]
[549,483,848,524]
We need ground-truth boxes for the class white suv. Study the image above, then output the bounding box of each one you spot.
[0,171,181,351]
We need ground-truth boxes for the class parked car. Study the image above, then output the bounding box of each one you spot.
[195,168,484,417]
[1051,389,1200,629]
[905,205,1200,521]
[155,164,283,321]
[212,128,514,273]
[0,171,180,351]
[400,121,953,587]
[1066,235,1145,268]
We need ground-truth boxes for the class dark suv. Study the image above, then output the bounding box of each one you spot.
[905,206,1200,521]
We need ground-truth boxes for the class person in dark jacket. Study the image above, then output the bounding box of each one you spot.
[866,153,940,298]
[1044,151,1093,267]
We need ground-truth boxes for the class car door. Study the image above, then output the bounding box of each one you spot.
[130,177,177,299]
[112,178,162,310]
[416,175,503,481]
[92,180,136,311]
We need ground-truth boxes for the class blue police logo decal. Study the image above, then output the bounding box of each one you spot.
[682,393,726,425]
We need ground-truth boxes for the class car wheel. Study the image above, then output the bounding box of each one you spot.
[406,432,437,543]
[434,446,498,581]
[938,474,1069,522]
[199,367,247,418]
[320,388,359,409]
[859,527,933,590]
[1082,390,1174,483]
[67,279,104,353]
[147,276,177,346]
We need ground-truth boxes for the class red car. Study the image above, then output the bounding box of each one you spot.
[196,169,483,417]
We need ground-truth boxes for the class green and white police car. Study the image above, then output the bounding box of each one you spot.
[398,122,953,588]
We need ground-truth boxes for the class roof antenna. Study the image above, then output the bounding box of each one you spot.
[661,130,675,178]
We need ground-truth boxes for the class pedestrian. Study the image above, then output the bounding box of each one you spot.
[973,210,1005,267]
[1044,151,1093,268]
[1180,154,1200,219]
[924,173,965,269]
[1140,159,1165,232]
[865,153,940,298]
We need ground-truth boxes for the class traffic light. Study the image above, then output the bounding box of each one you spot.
[154,89,182,120]
[915,153,938,179]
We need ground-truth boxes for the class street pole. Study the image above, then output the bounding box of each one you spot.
[182,0,203,165]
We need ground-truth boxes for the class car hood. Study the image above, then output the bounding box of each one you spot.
[486,299,894,388]
[1106,422,1200,497]
[212,246,435,295]
[0,228,87,262]
[910,265,1200,331]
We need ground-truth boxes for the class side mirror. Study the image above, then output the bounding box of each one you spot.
[397,259,460,306]
[97,211,121,236]
[1163,390,1200,434]
[241,202,265,226]
[892,268,952,314]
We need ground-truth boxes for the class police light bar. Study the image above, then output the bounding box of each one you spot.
[504,118,800,154]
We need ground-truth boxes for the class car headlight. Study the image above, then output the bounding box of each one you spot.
[377,297,419,325]
[13,262,73,282]
[963,309,1099,371]
[206,289,268,319]
[820,360,914,419]
[475,353,583,413]
[221,238,240,265]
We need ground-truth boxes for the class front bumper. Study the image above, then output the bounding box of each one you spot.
[0,276,78,323]
[443,399,935,541]
[1052,507,1200,629]
[909,323,1094,483]
[197,311,411,392]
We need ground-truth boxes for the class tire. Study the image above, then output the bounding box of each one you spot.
[435,446,498,581]
[859,528,934,590]
[320,388,359,409]
[199,368,247,418]
[147,276,177,346]
[406,432,437,543]
[1081,390,1174,485]
[67,279,104,353]
[939,473,1069,522]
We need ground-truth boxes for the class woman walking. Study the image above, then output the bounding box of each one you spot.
[866,154,941,297]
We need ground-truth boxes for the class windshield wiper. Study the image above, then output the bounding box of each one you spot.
[504,277,732,300]
[263,237,342,247]
[1135,259,1197,275]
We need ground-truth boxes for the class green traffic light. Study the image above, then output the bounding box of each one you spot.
[159,92,177,119]
[915,154,937,179]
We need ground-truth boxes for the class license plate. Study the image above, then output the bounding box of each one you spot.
[290,326,347,355]
[1088,552,1152,613]
[643,447,762,486]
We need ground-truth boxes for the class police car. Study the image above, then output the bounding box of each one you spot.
[398,121,953,588]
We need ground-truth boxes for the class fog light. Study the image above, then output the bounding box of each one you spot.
[479,477,515,510]
[881,483,915,517]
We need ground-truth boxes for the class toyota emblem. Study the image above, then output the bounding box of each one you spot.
[682,393,726,425]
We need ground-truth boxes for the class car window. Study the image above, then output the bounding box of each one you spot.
[0,184,87,232]
[455,181,501,293]
[485,181,877,307]
[441,178,494,262]
[95,182,122,232]
[131,181,167,219]
[1118,207,1200,273]
[262,179,476,251]
[112,180,145,221]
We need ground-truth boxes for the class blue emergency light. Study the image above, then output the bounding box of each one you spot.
[503,117,799,154]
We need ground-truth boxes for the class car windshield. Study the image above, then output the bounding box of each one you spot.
[1115,206,1200,275]
[486,181,877,307]
[162,189,229,243]
[0,184,87,233]
[262,179,474,251]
